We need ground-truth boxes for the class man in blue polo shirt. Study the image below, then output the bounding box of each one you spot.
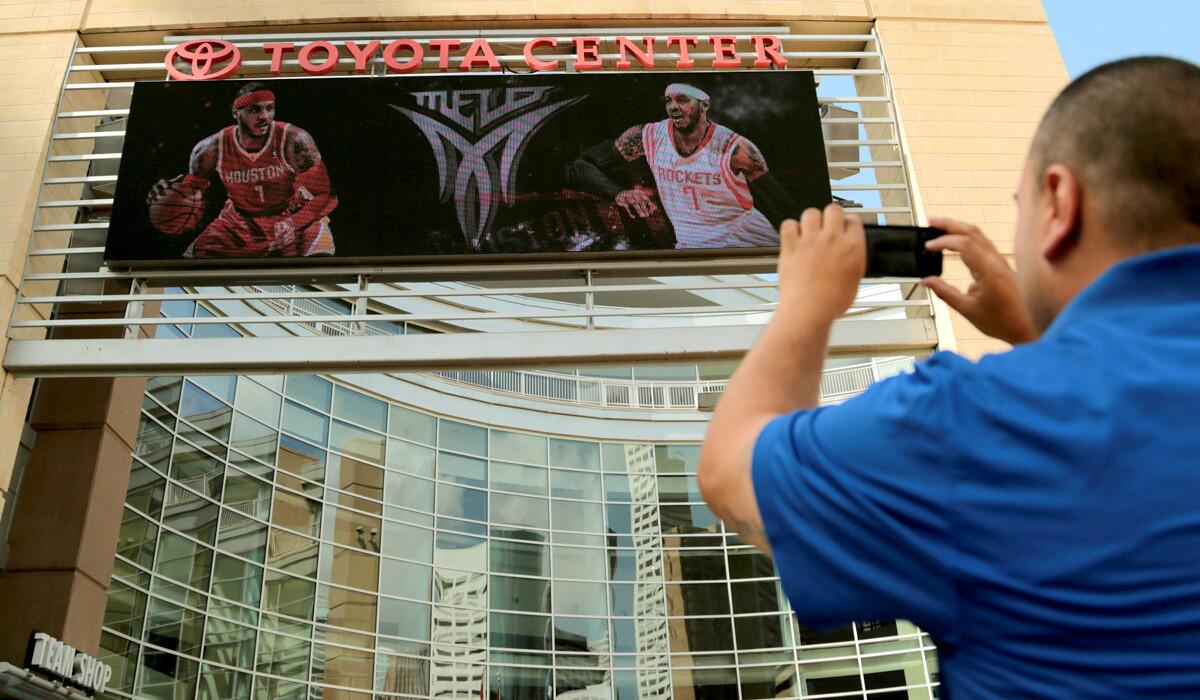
[698,56,1200,698]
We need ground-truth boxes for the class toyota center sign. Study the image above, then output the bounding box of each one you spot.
[165,36,791,80]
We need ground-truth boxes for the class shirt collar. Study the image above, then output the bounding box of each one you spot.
[1042,243,1200,336]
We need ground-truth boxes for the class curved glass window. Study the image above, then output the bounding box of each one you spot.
[439,419,487,456]
[284,375,331,411]
[103,373,936,700]
[490,430,547,465]
[491,461,547,496]
[549,438,599,470]
[389,406,436,445]
[387,439,434,477]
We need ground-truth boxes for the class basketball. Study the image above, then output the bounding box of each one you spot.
[148,183,204,235]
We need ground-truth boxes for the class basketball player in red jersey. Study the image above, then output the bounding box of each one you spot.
[567,83,797,248]
[147,82,338,257]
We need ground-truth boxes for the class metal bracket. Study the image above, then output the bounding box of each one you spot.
[584,269,595,330]
[123,278,148,339]
[352,274,371,335]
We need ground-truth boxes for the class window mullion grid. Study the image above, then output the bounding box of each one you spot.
[852,619,867,699]
[724,538,743,700]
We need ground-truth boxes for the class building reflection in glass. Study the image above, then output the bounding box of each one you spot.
[101,373,937,700]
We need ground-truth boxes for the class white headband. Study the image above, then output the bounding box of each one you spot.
[665,83,710,102]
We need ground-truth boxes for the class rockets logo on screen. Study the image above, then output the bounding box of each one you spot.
[391,87,583,249]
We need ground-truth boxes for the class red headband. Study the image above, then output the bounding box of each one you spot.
[234,89,275,109]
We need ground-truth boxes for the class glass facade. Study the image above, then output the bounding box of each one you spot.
[100,369,939,700]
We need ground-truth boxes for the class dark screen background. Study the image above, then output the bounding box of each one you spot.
[105,72,831,265]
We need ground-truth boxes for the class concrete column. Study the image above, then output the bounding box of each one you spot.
[0,302,147,663]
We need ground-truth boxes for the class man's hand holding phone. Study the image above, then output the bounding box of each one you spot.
[921,217,1039,345]
[778,209,1039,345]
[777,204,867,324]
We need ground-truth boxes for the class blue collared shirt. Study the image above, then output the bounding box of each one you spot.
[752,245,1200,698]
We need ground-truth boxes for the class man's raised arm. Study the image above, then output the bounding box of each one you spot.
[698,205,865,553]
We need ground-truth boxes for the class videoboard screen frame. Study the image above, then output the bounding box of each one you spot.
[104,71,832,271]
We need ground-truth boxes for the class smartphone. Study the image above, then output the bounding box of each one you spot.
[863,224,944,278]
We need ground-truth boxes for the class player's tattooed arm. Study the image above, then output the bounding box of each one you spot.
[566,138,626,200]
[565,132,658,218]
[148,134,216,204]
[285,127,323,173]
[730,138,770,182]
[188,134,220,178]
[281,126,338,234]
[615,125,646,162]
[732,137,797,227]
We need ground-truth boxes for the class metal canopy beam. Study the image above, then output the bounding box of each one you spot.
[4,320,936,378]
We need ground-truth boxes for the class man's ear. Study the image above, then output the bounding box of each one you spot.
[1040,164,1082,260]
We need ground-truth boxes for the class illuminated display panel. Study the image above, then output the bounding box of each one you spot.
[104,72,831,267]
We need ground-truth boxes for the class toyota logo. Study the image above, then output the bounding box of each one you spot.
[165,39,241,81]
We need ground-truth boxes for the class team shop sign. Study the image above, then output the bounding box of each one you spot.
[26,632,114,696]
[166,35,790,80]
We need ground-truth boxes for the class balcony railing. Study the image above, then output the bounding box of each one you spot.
[433,357,915,410]
[242,284,918,409]
[235,284,919,408]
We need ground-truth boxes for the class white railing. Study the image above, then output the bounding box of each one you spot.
[433,356,916,410]
[219,495,272,531]
[250,285,393,337]
[248,283,917,409]
[164,471,224,506]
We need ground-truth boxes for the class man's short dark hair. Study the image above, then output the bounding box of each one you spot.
[1031,56,1200,248]
[235,81,269,99]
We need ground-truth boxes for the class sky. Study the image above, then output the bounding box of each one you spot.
[1043,0,1200,77]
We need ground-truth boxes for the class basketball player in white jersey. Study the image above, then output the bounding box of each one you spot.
[567,83,797,248]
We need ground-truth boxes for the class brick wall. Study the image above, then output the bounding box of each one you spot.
[873,0,1068,357]
[0,28,79,516]
[80,0,874,28]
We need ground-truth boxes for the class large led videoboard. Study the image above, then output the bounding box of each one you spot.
[105,72,832,267]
